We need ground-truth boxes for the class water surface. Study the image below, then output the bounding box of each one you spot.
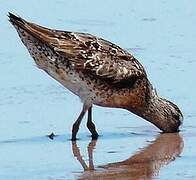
[0,0,196,179]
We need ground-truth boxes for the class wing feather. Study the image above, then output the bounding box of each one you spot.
[50,32,146,84]
[9,13,146,85]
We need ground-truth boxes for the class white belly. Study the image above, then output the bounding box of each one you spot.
[45,66,97,104]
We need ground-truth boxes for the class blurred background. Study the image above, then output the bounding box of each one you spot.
[0,0,195,179]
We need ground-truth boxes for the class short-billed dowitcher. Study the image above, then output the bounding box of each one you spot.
[8,13,183,140]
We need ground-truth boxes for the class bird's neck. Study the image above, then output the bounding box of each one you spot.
[127,85,180,132]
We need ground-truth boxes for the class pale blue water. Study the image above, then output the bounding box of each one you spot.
[0,0,196,179]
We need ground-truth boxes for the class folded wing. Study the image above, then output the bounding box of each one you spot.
[9,13,146,87]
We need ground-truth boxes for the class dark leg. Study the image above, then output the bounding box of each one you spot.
[72,103,89,141]
[87,106,99,140]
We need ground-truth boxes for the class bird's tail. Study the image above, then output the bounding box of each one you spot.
[8,12,59,70]
[8,12,26,28]
[8,12,57,46]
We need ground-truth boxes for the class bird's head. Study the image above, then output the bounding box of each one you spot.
[159,98,183,132]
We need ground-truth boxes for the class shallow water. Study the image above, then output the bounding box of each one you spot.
[0,0,196,179]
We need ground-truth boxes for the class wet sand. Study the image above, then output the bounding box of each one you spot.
[0,0,196,179]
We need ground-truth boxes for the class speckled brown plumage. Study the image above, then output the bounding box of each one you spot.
[8,13,183,140]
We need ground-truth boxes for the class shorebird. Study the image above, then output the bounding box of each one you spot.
[8,13,183,140]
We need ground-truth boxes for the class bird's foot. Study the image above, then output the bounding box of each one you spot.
[71,136,80,141]
[91,133,99,140]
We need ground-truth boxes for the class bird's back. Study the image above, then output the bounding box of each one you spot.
[9,13,148,109]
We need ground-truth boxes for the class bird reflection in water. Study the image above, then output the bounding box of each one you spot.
[72,133,183,179]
